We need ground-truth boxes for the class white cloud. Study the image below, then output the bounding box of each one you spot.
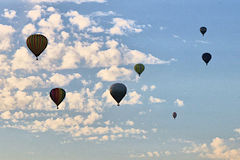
[65,11,91,30]
[21,23,37,36]
[4,75,45,91]
[147,152,153,157]
[109,18,143,35]
[99,135,108,141]
[174,98,184,107]
[11,47,37,72]
[27,5,43,21]
[83,112,102,125]
[2,9,16,19]
[0,24,15,51]
[150,85,156,91]
[102,90,141,106]
[149,96,166,103]
[0,111,11,119]
[123,47,175,65]
[27,0,106,4]
[91,11,115,17]
[183,137,240,160]
[97,66,133,81]
[47,7,55,12]
[48,73,81,86]
[234,128,240,134]
[89,26,104,33]
[38,13,64,42]
[61,31,69,40]
[141,85,148,91]
[0,54,11,75]
[122,91,142,105]
[126,120,134,126]
[129,153,145,158]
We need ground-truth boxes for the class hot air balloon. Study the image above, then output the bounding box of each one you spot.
[172,112,177,119]
[110,83,127,106]
[202,53,212,65]
[26,34,48,60]
[200,26,207,36]
[50,88,66,109]
[134,63,145,77]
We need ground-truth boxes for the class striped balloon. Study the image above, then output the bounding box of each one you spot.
[134,63,145,76]
[50,88,66,109]
[26,34,48,60]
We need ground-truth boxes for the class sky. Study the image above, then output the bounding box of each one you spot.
[0,0,240,160]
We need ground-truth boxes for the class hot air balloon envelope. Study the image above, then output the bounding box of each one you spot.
[110,83,127,106]
[134,63,145,76]
[173,112,177,119]
[50,88,66,109]
[200,26,207,36]
[26,34,48,60]
[202,53,212,65]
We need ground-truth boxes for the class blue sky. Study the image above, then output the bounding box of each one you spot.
[0,0,240,160]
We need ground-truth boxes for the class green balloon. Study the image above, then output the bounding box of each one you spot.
[134,63,145,76]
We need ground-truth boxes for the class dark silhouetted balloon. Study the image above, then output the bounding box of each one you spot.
[134,63,145,77]
[200,27,207,36]
[26,34,48,60]
[173,112,177,119]
[202,53,212,65]
[110,83,127,106]
[50,88,66,109]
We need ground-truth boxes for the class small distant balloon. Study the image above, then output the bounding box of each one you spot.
[50,88,66,109]
[202,53,212,65]
[110,83,127,106]
[200,27,207,36]
[173,112,177,119]
[134,63,145,77]
[26,34,48,60]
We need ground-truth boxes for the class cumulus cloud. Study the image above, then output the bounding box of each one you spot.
[27,0,106,4]
[174,98,184,107]
[38,12,64,42]
[48,73,81,86]
[65,11,91,30]
[122,91,142,105]
[234,128,240,134]
[149,96,166,103]
[126,120,134,126]
[11,47,37,72]
[102,90,142,106]
[27,5,43,21]
[97,66,133,81]
[122,46,175,65]
[141,85,148,91]
[0,24,15,51]
[0,54,11,75]
[150,85,156,91]
[89,26,104,33]
[2,9,16,19]
[91,11,115,17]
[183,137,240,160]
[21,23,37,36]
[130,151,169,159]
[109,18,143,35]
